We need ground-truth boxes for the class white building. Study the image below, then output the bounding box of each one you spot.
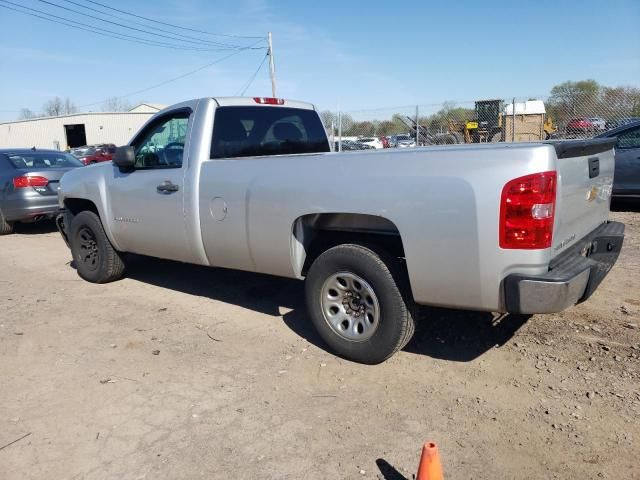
[0,103,167,150]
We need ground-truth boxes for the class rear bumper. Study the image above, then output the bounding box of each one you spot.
[1,197,60,222]
[504,221,624,314]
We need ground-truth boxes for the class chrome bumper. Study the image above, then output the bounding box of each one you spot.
[504,221,624,314]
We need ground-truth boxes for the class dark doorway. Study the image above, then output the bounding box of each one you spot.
[64,124,87,148]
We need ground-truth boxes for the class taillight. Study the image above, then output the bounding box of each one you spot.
[13,176,49,188]
[499,171,557,249]
[253,97,284,105]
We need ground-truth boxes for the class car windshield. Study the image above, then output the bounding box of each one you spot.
[397,135,410,141]
[84,147,97,155]
[7,152,83,169]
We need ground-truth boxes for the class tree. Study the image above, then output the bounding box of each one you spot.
[43,96,77,116]
[103,96,132,112]
[424,103,475,132]
[600,86,640,118]
[43,97,63,116]
[18,108,38,120]
[547,79,600,124]
[319,110,336,129]
[344,120,375,136]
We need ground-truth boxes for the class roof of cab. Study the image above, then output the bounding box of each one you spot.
[213,97,316,110]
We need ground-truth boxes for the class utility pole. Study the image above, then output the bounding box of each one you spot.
[415,105,420,146]
[267,32,277,98]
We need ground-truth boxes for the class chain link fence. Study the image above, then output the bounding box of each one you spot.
[321,87,640,151]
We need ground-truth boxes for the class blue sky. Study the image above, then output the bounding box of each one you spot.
[0,0,639,121]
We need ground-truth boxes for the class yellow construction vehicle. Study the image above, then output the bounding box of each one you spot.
[445,99,556,143]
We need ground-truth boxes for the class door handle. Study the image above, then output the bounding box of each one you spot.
[157,181,179,193]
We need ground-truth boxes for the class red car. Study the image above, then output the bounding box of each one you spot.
[566,118,595,136]
[72,144,116,165]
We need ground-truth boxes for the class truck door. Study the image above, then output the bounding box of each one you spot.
[108,110,193,262]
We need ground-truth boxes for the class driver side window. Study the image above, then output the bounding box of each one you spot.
[132,113,189,169]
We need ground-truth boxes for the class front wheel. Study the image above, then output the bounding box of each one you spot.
[305,244,415,364]
[69,210,125,283]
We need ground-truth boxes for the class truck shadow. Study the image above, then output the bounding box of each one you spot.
[124,255,530,363]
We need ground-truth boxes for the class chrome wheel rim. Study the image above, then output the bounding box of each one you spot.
[320,272,380,342]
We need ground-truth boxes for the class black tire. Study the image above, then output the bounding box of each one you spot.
[69,210,125,283]
[305,244,415,364]
[0,210,14,235]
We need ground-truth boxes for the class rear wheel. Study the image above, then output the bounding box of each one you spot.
[305,244,415,364]
[0,210,14,235]
[69,211,125,283]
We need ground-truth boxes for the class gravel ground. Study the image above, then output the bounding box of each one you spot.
[0,208,638,480]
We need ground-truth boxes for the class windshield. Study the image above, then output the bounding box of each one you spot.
[396,135,410,141]
[7,152,83,169]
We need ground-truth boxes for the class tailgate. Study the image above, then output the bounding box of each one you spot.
[549,138,616,255]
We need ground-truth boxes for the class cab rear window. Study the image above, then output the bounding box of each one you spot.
[211,106,330,159]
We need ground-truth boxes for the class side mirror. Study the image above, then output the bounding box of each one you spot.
[113,146,135,170]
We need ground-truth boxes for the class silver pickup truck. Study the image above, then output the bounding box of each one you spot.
[56,96,624,364]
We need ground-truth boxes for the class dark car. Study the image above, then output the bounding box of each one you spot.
[333,140,375,151]
[0,149,83,234]
[605,117,640,131]
[72,144,117,165]
[596,120,640,198]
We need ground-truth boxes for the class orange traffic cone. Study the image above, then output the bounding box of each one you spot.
[416,442,444,480]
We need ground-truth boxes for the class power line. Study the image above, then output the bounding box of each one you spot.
[0,1,245,51]
[236,53,269,96]
[80,0,265,39]
[36,0,244,49]
[1,45,264,115]
[77,43,265,109]
[59,0,260,49]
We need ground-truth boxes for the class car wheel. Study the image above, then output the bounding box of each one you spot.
[305,244,415,364]
[69,210,125,283]
[0,209,15,235]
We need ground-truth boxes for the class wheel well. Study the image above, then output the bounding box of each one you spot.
[292,213,406,277]
[64,198,99,218]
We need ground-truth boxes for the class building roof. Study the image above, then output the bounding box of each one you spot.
[0,109,158,126]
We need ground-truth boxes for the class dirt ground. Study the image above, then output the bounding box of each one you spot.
[1,207,639,480]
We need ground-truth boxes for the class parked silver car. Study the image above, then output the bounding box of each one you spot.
[0,149,83,234]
